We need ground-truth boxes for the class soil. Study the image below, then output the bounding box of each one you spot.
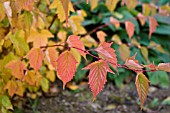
[20,81,170,113]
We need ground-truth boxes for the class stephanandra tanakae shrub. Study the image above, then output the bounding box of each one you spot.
[0,0,170,112]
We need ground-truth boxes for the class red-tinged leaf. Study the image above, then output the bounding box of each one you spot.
[158,63,170,72]
[45,48,58,68]
[5,80,18,97]
[67,35,86,59]
[25,48,44,71]
[82,60,114,100]
[137,13,146,26]
[110,17,120,29]
[125,53,143,71]
[96,31,107,43]
[5,60,26,80]
[15,0,35,12]
[125,21,135,39]
[95,42,117,70]
[149,17,159,38]
[145,62,157,70]
[56,51,78,88]
[135,73,149,109]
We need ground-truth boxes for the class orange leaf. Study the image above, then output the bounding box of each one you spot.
[45,48,58,68]
[83,60,114,100]
[67,35,86,59]
[145,62,157,70]
[95,42,117,70]
[125,21,135,39]
[158,63,170,72]
[24,70,42,86]
[5,60,26,80]
[149,17,158,38]
[15,0,35,12]
[135,73,149,109]
[137,13,146,26]
[96,31,107,43]
[56,51,78,88]
[125,53,143,71]
[5,80,18,97]
[110,17,120,29]
[25,48,44,71]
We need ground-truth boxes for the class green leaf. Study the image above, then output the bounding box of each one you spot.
[148,71,169,88]
[161,97,170,105]
[41,77,49,93]
[1,95,13,110]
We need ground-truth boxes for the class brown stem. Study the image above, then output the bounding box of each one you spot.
[48,14,58,30]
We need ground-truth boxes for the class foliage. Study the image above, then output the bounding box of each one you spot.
[0,0,170,112]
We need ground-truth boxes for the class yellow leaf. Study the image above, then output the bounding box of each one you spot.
[141,46,148,61]
[68,15,87,35]
[131,38,141,48]
[118,44,130,61]
[0,2,5,22]
[50,0,74,22]
[90,0,98,11]
[46,70,56,82]
[135,73,149,109]
[105,0,119,12]
[70,48,81,66]
[111,34,122,45]
[27,27,54,48]
[125,0,137,9]
[41,77,49,93]
[80,35,97,48]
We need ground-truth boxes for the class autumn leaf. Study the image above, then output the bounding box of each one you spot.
[95,42,117,70]
[50,0,74,23]
[5,80,18,97]
[110,17,120,29]
[67,35,86,59]
[135,73,149,109]
[25,48,44,71]
[5,60,26,80]
[45,48,58,68]
[96,31,107,43]
[83,60,114,100]
[137,13,146,26]
[15,81,25,97]
[158,63,170,72]
[149,17,159,38]
[0,2,5,22]
[68,15,87,35]
[80,35,97,48]
[125,21,135,39]
[125,0,137,9]
[56,51,78,88]
[111,34,122,45]
[27,27,54,48]
[24,70,42,86]
[125,53,143,71]
[17,0,34,11]
[118,44,130,61]
[105,0,119,12]
[145,62,157,70]
[90,0,98,11]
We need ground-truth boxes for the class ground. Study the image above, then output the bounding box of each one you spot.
[18,80,170,113]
